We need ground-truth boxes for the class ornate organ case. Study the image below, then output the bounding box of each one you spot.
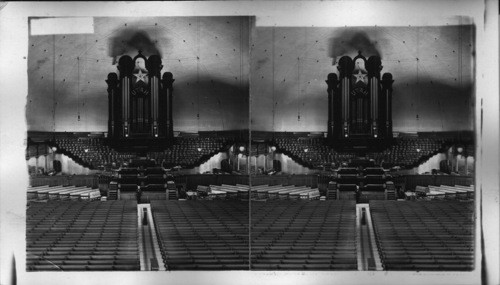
[106,51,174,144]
[326,51,394,146]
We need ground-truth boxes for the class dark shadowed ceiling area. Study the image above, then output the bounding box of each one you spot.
[27,17,250,132]
[250,25,474,133]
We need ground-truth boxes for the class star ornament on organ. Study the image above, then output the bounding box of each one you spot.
[134,70,148,83]
[353,70,367,83]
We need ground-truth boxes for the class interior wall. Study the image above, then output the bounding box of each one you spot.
[250,25,474,133]
[27,16,250,133]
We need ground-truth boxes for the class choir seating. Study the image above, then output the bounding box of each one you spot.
[251,200,357,270]
[369,200,474,271]
[274,137,356,168]
[26,200,140,271]
[55,137,136,169]
[273,136,462,170]
[54,135,232,170]
[151,200,249,270]
[155,137,229,168]
[380,137,445,168]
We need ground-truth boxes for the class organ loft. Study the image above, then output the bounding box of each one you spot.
[106,51,175,148]
[326,51,394,150]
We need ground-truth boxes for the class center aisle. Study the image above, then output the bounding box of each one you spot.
[138,204,164,271]
[356,204,383,271]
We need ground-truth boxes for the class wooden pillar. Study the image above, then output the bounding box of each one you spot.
[464,156,469,175]
[264,154,267,171]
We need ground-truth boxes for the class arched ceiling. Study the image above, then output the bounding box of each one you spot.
[251,25,474,133]
[27,17,474,134]
[27,16,250,132]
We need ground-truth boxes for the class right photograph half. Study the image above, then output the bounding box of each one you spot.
[249,23,475,271]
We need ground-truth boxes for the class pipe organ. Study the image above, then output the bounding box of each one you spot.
[106,51,174,143]
[326,51,393,145]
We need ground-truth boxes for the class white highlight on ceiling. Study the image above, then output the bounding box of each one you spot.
[30,17,94,36]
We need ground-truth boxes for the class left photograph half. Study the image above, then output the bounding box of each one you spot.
[25,16,251,271]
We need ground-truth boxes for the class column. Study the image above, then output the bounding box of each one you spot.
[464,156,469,175]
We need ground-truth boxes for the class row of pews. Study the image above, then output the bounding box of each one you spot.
[151,200,249,270]
[27,185,101,201]
[370,200,474,271]
[151,200,356,270]
[195,184,320,201]
[250,200,357,270]
[251,184,320,200]
[205,184,250,200]
[26,190,475,271]
[414,185,474,199]
[26,200,140,271]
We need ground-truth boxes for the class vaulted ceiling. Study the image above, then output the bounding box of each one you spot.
[27,17,250,132]
[251,25,474,133]
[27,17,473,133]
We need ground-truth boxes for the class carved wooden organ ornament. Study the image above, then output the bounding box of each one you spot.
[326,51,394,143]
[106,51,174,141]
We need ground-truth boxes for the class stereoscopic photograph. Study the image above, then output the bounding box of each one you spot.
[0,1,497,285]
